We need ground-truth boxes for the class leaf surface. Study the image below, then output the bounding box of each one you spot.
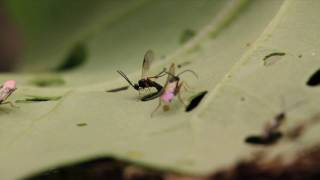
[2,0,320,179]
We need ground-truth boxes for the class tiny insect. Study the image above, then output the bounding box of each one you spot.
[150,63,197,117]
[117,50,166,98]
[0,80,17,107]
[245,111,286,145]
[245,98,304,145]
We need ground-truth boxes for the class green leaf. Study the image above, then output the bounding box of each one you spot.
[2,0,320,179]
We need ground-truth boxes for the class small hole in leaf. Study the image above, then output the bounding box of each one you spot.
[307,69,320,86]
[106,86,129,93]
[15,95,62,103]
[180,29,196,44]
[55,43,87,71]
[30,76,65,87]
[263,52,286,66]
[185,91,208,112]
[245,131,282,145]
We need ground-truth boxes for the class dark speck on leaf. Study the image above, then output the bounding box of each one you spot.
[177,61,191,68]
[77,123,87,127]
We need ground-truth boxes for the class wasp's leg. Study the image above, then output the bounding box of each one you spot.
[177,82,187,106]
[182,81,195,92]
[151,99,162,117]
[2,101,19,108]
[138,89,143,97]
[149,68,167,79]
[178,92,186,106]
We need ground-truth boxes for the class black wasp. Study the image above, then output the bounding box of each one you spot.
[117,50,166,99]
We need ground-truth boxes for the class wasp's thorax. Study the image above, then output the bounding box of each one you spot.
[138,79,149,88]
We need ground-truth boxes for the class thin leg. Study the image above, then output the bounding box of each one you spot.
[182,81,194,91]
[178,92,186,106]
[177,82,186,106]
[142,88,147,94]
[151,99,162,117]
[149,68,167,79]
[2,101,19,108]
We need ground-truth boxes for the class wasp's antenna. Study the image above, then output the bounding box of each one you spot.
[164,71,176,78]
[149,68,167,78]
[177,69,198,79]
[117,70,137,89]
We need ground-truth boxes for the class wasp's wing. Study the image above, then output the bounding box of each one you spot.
[160,64,175,91]
[141,50,154,79]
[166,63,176,82]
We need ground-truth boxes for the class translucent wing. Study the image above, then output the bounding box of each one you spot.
[141,50,154,79]
[162,63,176,93]
[166,63,176,83]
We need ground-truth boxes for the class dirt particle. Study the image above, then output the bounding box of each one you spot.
[77,123,87,127]
[177,61,191,68]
